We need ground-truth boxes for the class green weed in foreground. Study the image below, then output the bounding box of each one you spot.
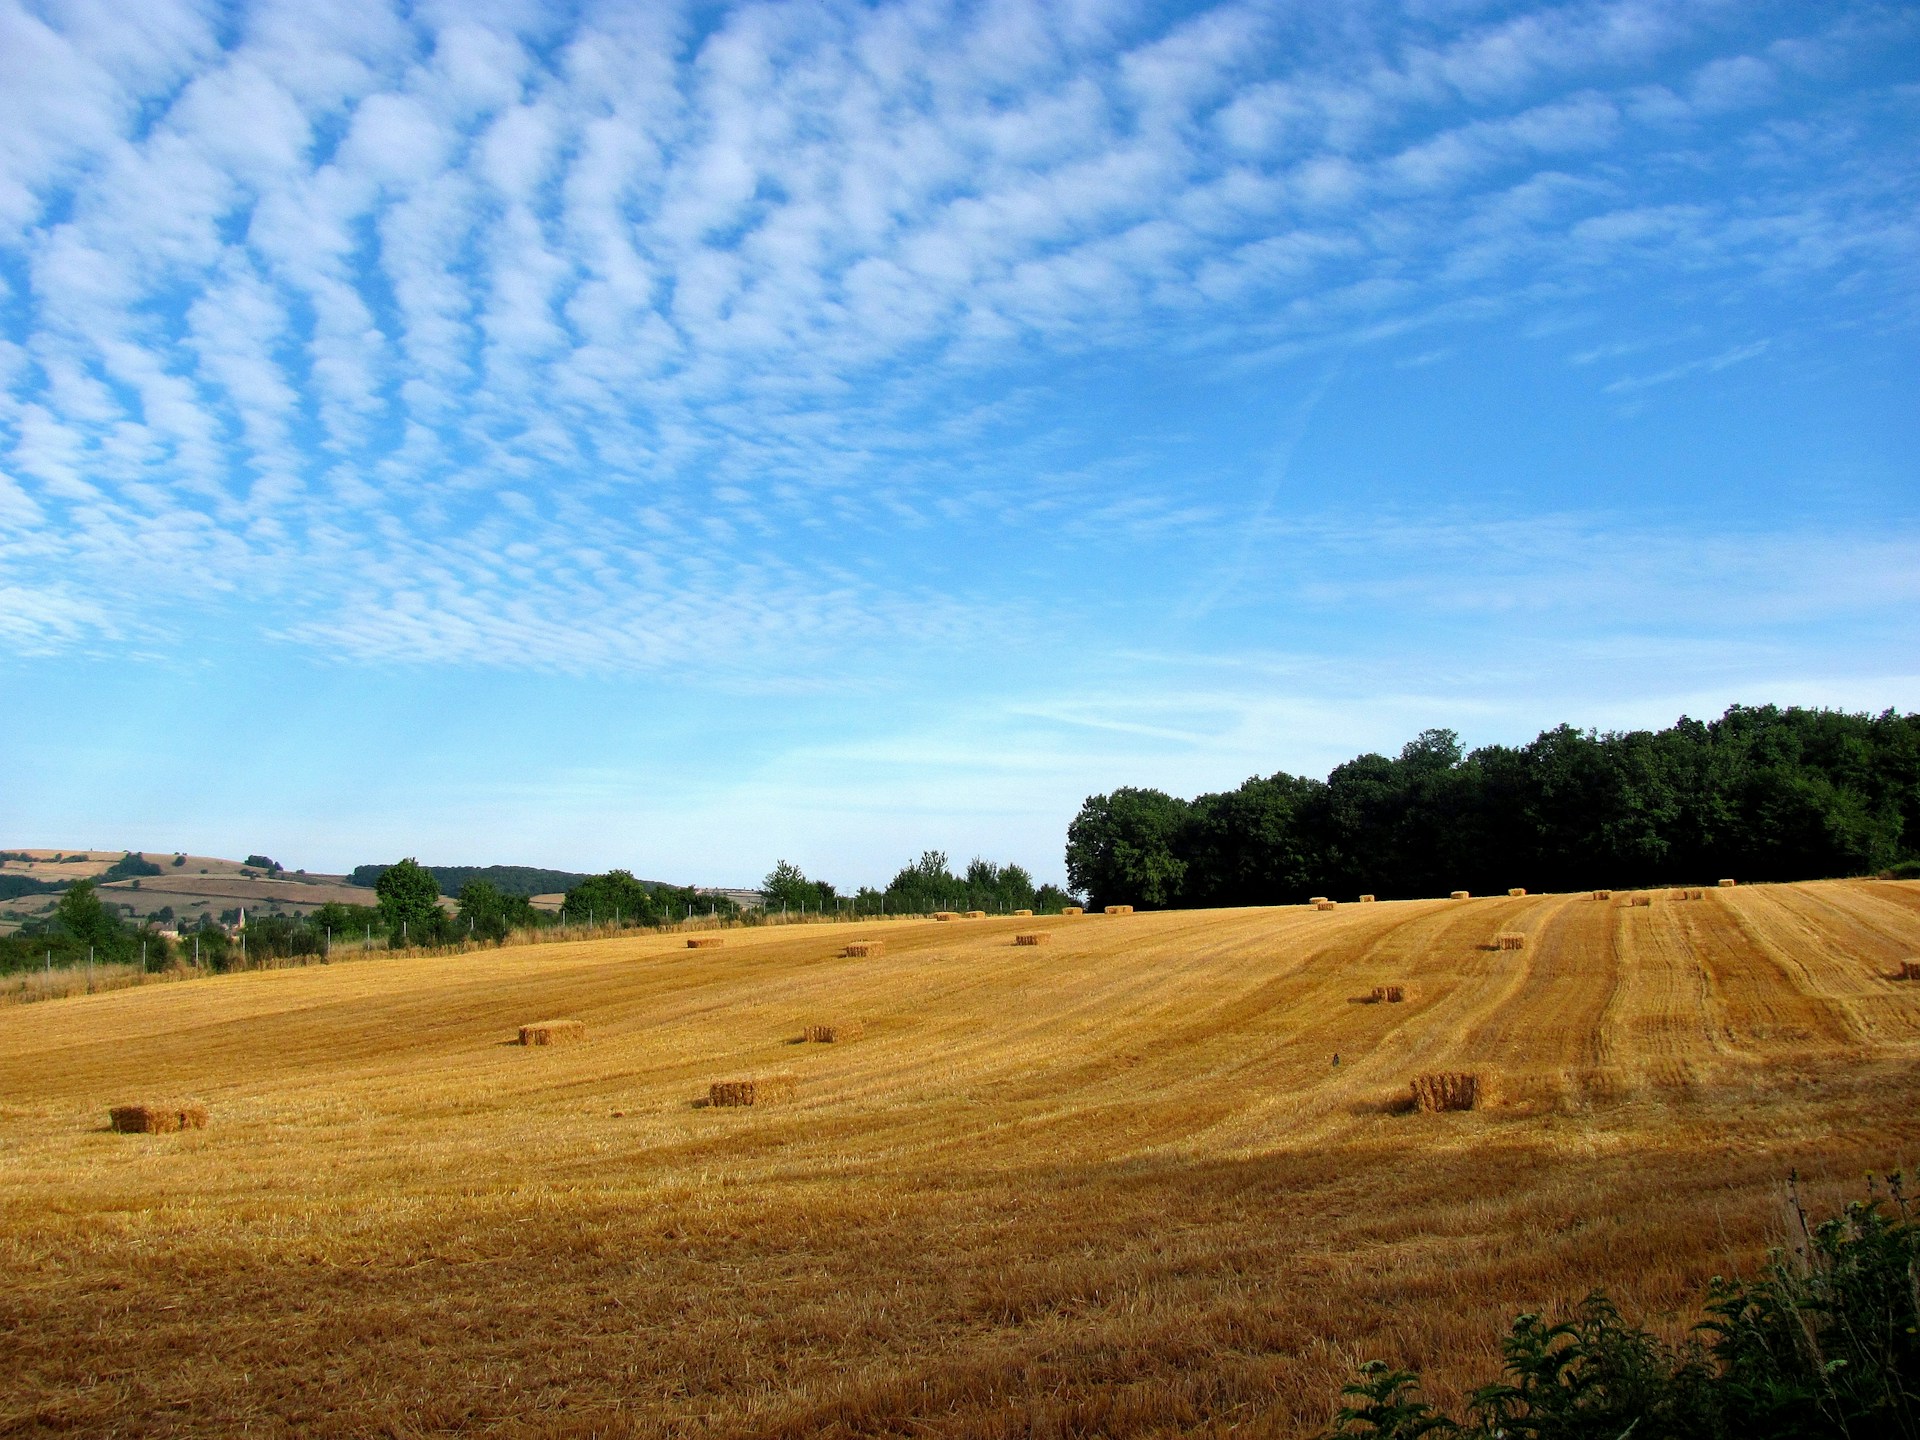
[1327,1172,1919,1440]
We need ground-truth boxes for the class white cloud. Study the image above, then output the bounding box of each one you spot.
[0,0,1912,676]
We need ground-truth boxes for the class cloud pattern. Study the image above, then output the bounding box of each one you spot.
[0,0,1915,667]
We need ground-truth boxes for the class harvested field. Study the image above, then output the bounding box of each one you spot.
[2,879,1918,1438]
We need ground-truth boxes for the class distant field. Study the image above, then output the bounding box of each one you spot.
[3,881,1918,1436]
[0,849,370,929]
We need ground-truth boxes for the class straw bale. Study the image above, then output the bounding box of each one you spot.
[1896,961,1920,981]
[1370,985,1405,1004]
[1013,932,1049,946]
[1508,888,1527,897]
[802,1022,864,1043]
[1592,890,1612,901]
[109,1102,208,1134]
[1014,909,1034,916]
[1671,889,1690,900]
[1690,888,1705,900]
[519,1019,587,1046]
[686,937,724,949]
[841,941,884,958]
[1493,932,1526,951]
[1359,894,1376,903]
[1316,900,1337,911]
[933,912,958,921]
[963,910,987,919]
[1102,904,1135,915]
[708,1074,798,1107]
[1061,906,1084,916]
[1310,896,1329,906]
[1719,878,1737,887]
[1450,890,1470,900]
[1629,894,1652,907]
[1411,1072,1480,1112]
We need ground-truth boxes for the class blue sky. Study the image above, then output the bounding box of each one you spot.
[1,0,1916,889]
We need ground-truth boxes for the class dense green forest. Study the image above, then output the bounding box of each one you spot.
[348,863,591,897]
[1067,705,1920,910]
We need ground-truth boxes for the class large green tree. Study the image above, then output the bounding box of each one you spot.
[374,858,442,941]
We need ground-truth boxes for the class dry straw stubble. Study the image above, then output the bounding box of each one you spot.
[519,1020,587,1046]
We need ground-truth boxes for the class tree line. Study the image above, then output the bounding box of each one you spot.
[1067,705,1920,910]
[759,851,1076,917]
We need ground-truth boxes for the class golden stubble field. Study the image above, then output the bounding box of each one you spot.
[4,881,1920,1437]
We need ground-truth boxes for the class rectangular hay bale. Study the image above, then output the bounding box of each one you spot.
[841,941,884,958]
[1411,1072,1480,1112]
[686,936,724,948]
[1508,888,1527,897]
[1719,878,1737,887]
[1013,932,1049,946]
[802,1022,864,1043]
[1316,900,1337,911]
[1494,933,1526,950]
[1358,894,1376,903]
[1103,904,1134,915]
[1061,906,1084,916]
[109,1102,208,1134]
[1014,909,1034,916]
[963,910,986,919]
[1450,890,1470,900]
[1896,961,1920,981]
[708,1074,797,1107]
[1309,896,1329,905]
[519,1019,587,1046]
[1592,890,1611,900]
[1371,985,1405,1004]
[1629,894,1652,907]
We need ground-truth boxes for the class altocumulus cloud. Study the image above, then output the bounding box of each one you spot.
[0,0,1915,671]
